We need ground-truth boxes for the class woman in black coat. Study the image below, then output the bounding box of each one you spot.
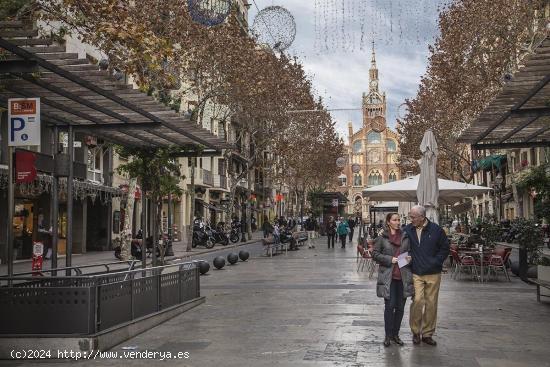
[373,213,413,347]
[326,216,337,249]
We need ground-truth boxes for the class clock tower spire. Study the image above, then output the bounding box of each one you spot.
[363,41,386,127]
[369,41,379,92]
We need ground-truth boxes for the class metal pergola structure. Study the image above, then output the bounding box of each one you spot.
[0,40,230,151]
[0,22,231,279]
[458,37,550,150]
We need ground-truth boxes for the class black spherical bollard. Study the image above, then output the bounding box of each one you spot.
[227,252,239,265]
[198,261,210,275]
[213,256,226,269]
[239,250,250,262]
[510,261,519,276]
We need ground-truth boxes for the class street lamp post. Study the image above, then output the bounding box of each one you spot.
[493,172,504,222]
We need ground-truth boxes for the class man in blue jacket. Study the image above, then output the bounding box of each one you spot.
[404,205,449,346]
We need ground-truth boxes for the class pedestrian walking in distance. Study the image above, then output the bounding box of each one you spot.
[262,215,273,239]
[373,213,413,347]
[337,218,350,248]
[404,205,449,346]
[326,216,337,249]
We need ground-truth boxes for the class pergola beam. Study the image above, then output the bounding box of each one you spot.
[18,73,134,123]
[497,115,541,143]
[525,125,550,142]
[472,141,550,149]
[0,59,37,73]
[510,107,550,117]
[473,73,550,144]
[0,37,219,149]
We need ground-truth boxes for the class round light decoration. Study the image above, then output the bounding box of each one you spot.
[336,157,347,168]
[251,6,296,52]
[351,164,361,173]
[396,103,408,121]
[187,0,232,27]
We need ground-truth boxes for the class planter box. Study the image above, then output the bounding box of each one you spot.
[538,265,550,299]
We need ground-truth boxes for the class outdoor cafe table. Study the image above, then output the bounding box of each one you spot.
[460,249,496,283]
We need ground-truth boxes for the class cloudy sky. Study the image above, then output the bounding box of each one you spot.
[248,0,448,139]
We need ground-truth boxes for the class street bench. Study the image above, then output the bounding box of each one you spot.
[530,278,550,302]
[292,231,309,247]
[262,236,287,257]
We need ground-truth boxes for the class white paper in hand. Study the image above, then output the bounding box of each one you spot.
[397,252,409,268]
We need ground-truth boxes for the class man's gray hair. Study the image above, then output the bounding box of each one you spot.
[410,205,426,217]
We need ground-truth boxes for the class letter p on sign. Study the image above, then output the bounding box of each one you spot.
[8,98,41,147]
[10,117,26,142]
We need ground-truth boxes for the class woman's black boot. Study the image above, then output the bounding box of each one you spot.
[392,336,404,346]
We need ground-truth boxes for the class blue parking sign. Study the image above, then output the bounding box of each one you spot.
[8,98,41,147]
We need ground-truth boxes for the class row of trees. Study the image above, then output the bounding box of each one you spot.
[34,0,343,258]
[397,0,549,181]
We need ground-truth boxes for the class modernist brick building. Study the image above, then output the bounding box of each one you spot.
[339,46,400,220]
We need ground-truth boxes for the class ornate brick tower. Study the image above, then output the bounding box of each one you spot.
[363,42,387,130]
[340,42,401,221]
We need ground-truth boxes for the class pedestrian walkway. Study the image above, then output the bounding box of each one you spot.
[0,231,265,276]
[4,235,550,367]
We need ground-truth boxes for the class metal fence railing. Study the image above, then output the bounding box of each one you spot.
[0,261,200,335]
[0,260,140,278]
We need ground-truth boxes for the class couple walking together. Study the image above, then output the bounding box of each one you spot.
[373,205,450,347]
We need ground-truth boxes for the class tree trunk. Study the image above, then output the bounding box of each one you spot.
[228,174,238,220]
[156,198,165,264]
[186,160,195,252]
[120,178,137,260]
[152,192,158,267]
[512,181,525,219]
[300,188,305,229]
[246,165,254,239]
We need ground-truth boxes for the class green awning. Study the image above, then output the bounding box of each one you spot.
[472,155,507,172]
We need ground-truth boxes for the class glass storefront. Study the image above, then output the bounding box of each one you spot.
[12,199,68,259]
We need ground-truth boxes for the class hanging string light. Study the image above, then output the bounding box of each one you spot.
[0,168,125,202]
[313,0,446,53]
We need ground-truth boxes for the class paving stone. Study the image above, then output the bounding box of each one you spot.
[3,236,550,366]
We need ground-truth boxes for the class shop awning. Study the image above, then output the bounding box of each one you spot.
[0,23,232,152]
[317,191,349,204]
[458,37,550,149]
[472,155,507,172]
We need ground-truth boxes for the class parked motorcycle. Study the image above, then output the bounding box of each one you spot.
[114,229,168,259]
[192,219,215,249]
[229,219,241,243]
[206,222,229,246]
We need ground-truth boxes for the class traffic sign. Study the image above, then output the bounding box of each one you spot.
[8,98,40,146]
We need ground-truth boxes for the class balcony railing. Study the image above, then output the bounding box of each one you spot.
[187,167,213,186]
[214,174,227,189]
[202,169,213,186]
